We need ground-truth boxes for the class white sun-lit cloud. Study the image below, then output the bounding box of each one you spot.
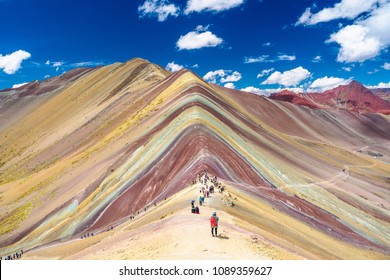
[244,54,296,63]
[342,67,352,72]
[185,0,245,14]
[46,60,64,72]
[256,68,274,78]
[12,82,28,89]
[176,25,223,50]
[244,55,270,64]
[166,61,184,72]
[138,0,180,22]
[262,67,311,87]
[326,24,382,63]
[203,69,242,84]
[224,82,236,89]
[0,50,31,74]
[240,86,304,96]
[308,76,352,92]
[277,54,296,61]
[367,81,390,88]
[296,0,379,26]
[220,71,241,83]
[382,62,390,70]
[312,55,322,63]
[298,0,390,63]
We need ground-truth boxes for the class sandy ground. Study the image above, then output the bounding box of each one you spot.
[22,184,297,260]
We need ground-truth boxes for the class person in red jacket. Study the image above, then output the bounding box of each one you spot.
[210,211,219,237]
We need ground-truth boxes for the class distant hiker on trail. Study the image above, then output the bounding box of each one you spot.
[210,211,219,237]
[199,195,203,206]
[194,205,200,214]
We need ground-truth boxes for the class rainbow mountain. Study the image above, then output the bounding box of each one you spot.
[0,58,389,259]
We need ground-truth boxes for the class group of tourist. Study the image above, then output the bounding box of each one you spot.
[191,170,221,237]
[1,249,23,260]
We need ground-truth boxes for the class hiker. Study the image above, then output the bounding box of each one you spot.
[199,195,203,206]
[194,205,200,214]
[210,211,219,237]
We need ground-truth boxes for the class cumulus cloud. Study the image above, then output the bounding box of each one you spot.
[256,68,274,78]
[308,76,352,92]
[224,82,236,89]
[383,62,390,70]
[240,86,266,95]
[203,69,242,84]
[240,86,298,96]
[220,71,241,83]
[176,25,223,50]
[12,82,28,89]
[0,50,31,74]
[298,1,390,63]
[166,61,184,72]
[262,67,311,87]
[367,81,390,88]
[138,0,180,21]
[296,0,379,26]
[185,0,245,14]
[326,24,382,63]
[342,67,352,72]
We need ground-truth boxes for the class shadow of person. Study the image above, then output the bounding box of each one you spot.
[216,234,229,240]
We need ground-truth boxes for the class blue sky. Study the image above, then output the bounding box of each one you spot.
[0,0,389,93]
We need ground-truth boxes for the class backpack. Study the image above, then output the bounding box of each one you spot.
[210,216,217,227]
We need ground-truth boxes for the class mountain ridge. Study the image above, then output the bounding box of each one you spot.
[1,58,389,259]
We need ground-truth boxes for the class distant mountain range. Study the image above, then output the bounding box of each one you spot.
[269,80,390,115]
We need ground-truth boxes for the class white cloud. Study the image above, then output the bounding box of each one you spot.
[296,0,379,25]
[12,82,28,89]
[256,68,274,78]
[165,61,184,72]
[192,64,199,68]
[244,54,296,63]
[203,69,226,83]
[278,54,296,61]
[240,86,292,96]
[297,1,390,63]
[244,55,270,64]
[224,82,236,89]
[262,42,272,47]
[45,60,64,71]
[342,67,352,72]
[220,71,241,83]
[203,69,242,84]
[185,0,245,14]
[367,81,390,88]
[0,50,31,74]
[240,86,266,95]
[382,62,390,70]
[70,61,104,67]
[326,24,382,63]
[262,67,311,87]
[138,0,180,22]
[176,25,223,50]
[312,55,322,63]
[308,76,352,92]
